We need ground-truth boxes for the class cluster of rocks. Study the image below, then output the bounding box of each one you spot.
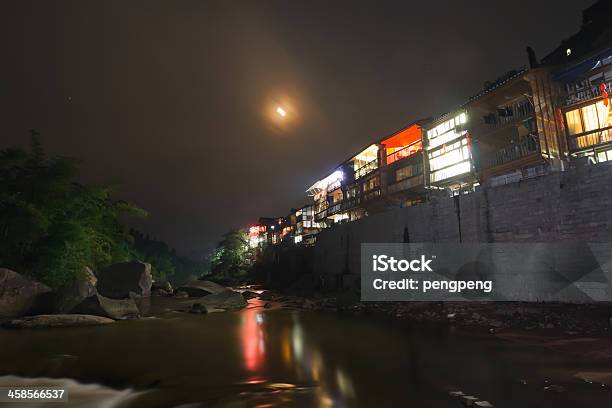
[381,301,612,334]
[0,263,152,327]
[0,264,247,328]
[260,291,364,313]
[257,289,612,334]
[179,280,247,314]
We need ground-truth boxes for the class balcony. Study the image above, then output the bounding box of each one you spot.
[386,141,422,165]
[570,127,612,151]
[354,159,378,180]
[327,202,342,216]
[481,134,542,178]
[387,174,424,195]
[564,79,612,106]
[314,207,327,221]
[482,99,534,130]
[363,187,382,202]
[341,195,361,211]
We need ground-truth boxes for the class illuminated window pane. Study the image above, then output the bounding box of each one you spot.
[581,104,600,132]
[597,100,611,128]
[566,109,583,135]
[430,160,471,183]
[396,165,414,182]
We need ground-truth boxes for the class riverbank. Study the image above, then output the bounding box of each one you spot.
[254,289,612,362]
[2,295,612,407]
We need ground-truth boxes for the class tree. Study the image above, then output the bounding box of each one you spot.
[209,229,251,281]
[0,133,146,287]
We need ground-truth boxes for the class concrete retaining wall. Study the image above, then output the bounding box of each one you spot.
[313,161,612,288]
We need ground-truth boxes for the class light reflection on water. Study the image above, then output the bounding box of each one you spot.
[1,297,611,407]
[237,305,356,407]
[240,308,266,374]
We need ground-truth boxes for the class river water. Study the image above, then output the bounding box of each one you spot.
[0,297,611,407]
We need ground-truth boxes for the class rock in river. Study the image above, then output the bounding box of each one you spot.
[188,303,208,314]
[178,280,227,297]
[173,290,189,299]
[55,267,98,313]
[72,294,140,320]
[96,262,152,299]
[152,288,171,297]
[0,268,52,318]
[241,290,258,300]
[2,314,114,329]
[199,290,247,311]
[151,281,173,293]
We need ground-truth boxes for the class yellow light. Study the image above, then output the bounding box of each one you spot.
[276,106,287,117]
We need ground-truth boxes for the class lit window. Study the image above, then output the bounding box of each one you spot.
[427,113,467,143]
[396,164,420,182]
[430,160,471,183]
[363,176,380,192]
[582,103,600,132]
[565,99,612,152]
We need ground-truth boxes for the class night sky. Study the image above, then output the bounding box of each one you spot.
[2,0,594,257]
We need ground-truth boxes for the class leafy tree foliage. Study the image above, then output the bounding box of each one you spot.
[209,229,252,282]
[0,133,206,288]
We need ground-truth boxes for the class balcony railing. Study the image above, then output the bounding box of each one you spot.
[314,208,327,221]
[363,187,382,201]
[327,202,342,216]
[483,134,540,169]
[341,196,361,211]
[483,99,534,128]
[570,127,612,151]
[327,179,342,192]
[387,174,424,194]
[354,159,378,180]
[564,80,612,106]
[386,141,422,164]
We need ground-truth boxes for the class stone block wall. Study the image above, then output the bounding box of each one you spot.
[313,161,612,286]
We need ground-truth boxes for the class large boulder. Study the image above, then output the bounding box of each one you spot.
[178,280,227,297]
[198,290,247,311]
[96,262,152,299]
[55,267,98,313]
[0,268,52,318]
[2,314,114,329]
[72,294,140,320]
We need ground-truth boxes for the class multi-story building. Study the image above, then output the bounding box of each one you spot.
[293,204,322,245]
[424,65,564,191]
[248,217,285,247]
[308,120,428,226]
[250,0,611,242]
[370,120,428,209]
[424,110,474,191]
[541,0,612,164]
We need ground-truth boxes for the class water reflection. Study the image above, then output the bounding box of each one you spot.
[240,308,266,374]
[239,307,356,407]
